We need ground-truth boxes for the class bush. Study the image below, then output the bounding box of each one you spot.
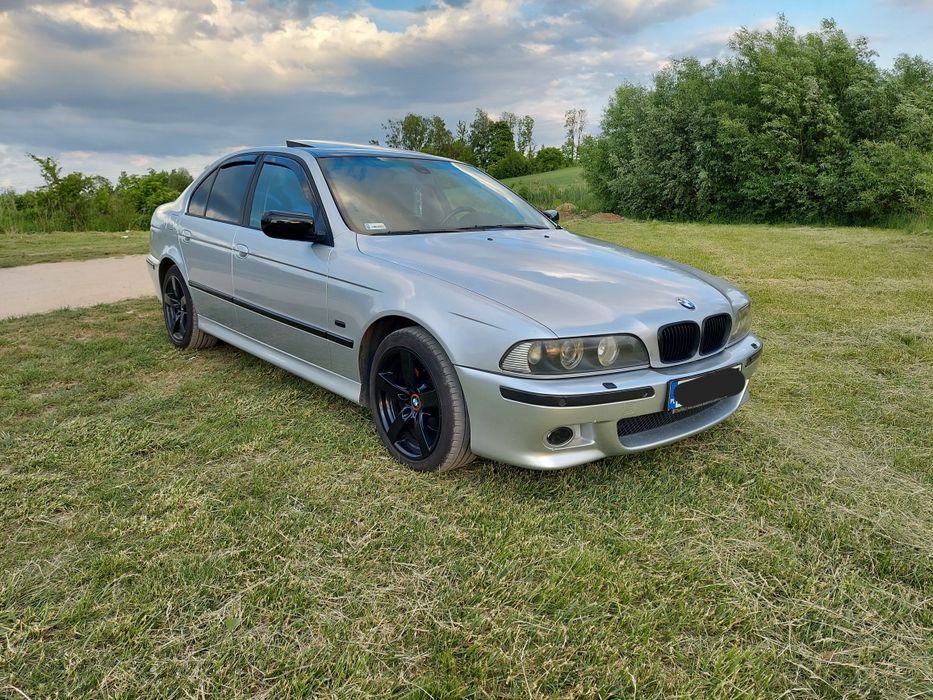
[0,158,192,233]
[488,151,532,180]
[582,17,933,227]
[533,147,566,173]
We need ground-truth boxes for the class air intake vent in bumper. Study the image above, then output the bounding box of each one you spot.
[617,401,722,438]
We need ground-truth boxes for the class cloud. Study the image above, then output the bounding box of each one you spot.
[535,0,715,36]
[0,0,738,188]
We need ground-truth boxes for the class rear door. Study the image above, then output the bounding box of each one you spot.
[180,155,258,327]
[231,154,335,369]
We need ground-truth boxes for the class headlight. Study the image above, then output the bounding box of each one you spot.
[729,303,751,344]
[501,334,649,375]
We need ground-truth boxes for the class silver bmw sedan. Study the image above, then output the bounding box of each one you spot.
[148,140,763,472]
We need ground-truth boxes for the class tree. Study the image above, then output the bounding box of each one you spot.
[534,147,565,173]
[581,16,933,226]
[381,113,453,154]
[4,156,193,232]
[518,115,535,157]
[562,108,587,162]
[488,120,516,164]
[501,111,519,143]
[468,109,495,168]
[116,168,193,219]
[381,118,403,148]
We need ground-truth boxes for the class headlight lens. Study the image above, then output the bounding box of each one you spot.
[559,338,584,369]
[501,334,649,375]
[729,303,751,344]
[597,336,620,366]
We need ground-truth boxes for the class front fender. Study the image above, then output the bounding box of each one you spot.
[326,247,555,381]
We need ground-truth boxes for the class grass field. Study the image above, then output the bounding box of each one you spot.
[0,230,148,268]
[503,166,586,188]
[1,221,931,697]
[502,167,600,212]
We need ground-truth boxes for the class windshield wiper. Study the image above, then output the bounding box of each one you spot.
[449,224,548,231]
[371,224,548,235]
[371,229,451,235]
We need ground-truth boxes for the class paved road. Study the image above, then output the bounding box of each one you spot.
[0,255,157,320]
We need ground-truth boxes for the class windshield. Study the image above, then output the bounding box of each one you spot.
[316,155,555,234]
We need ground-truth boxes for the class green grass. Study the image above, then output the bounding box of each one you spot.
[502,166,585,187]
[0,230,149,268]
[502,166,600,212]
[1,221,932,697]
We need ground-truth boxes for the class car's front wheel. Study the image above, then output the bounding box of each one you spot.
[161,265,217,350]
[369,327,474,472]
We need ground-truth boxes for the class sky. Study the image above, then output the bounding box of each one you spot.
[1,0,931,190]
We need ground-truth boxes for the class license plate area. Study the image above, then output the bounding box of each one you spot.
[666,366,745,412]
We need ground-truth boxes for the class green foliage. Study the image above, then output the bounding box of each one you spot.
[488,120,517,165]
[582,17,933,227]
[381,108,553,180]
[115,169,194,221]
[382,113,455,155]
[467,108,495,168]
[502,167,601,212]
[1,157,192,233]
[517,115,535,156]
[533,147,567,173]
[488,150,531,179]
[562,108,587,162]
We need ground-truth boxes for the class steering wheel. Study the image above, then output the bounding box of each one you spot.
[441,206,477,226]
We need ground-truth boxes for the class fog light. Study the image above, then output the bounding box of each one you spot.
[546,426,574,447]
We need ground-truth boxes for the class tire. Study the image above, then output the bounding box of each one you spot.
[161,265,217,350]
[369,327,474,473]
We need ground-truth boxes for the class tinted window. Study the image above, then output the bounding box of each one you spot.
[317,156,552,234]
[205,163,255,224]
[249,162,317,229]
[187,169,216,217]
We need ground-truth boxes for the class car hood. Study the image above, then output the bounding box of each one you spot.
[356,228,742,337]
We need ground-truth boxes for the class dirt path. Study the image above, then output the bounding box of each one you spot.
[0,255,157,320]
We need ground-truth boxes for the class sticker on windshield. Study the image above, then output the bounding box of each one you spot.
[364,222,387,231]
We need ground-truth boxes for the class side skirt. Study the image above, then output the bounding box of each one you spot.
[198,317,363,406]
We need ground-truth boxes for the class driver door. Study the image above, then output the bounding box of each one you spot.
[232,154,333,369]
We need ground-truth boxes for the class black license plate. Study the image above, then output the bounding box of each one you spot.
[666,366,745,411]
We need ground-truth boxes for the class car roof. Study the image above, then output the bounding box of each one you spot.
[283,139,451,161]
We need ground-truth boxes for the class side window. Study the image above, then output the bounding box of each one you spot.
[204,163,255,224]
[249,162,317,229]
[187,169,216,217]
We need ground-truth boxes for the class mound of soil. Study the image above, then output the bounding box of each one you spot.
[588,212,624,222]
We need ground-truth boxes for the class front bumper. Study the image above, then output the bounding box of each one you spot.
[456,334,763,470]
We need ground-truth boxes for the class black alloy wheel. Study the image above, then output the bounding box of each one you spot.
[374,347,440,461]
[160,265,217,350]
[163,272,189,344]
[368,326,474,472]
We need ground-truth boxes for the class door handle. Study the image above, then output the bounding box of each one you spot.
[180,229,192,242]
[234,243,249,258]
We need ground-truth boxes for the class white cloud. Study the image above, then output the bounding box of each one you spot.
[7,0,891,189]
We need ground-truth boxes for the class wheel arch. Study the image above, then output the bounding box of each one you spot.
[157,256,180,288]
[358,314,422,406]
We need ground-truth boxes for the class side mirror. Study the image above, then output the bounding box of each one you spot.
[260,210,325,242]
[543,209,560,223]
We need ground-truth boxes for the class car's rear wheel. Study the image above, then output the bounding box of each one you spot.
[369,327,474,472]
[161,265,217,350]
